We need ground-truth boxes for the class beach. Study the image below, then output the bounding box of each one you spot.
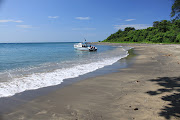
[1,43,180,120]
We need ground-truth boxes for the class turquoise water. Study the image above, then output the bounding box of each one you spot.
[0,42,112,72]
[0,42,129,97]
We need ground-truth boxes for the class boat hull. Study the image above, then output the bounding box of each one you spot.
[75,47,90,51]
[89,49,97,51]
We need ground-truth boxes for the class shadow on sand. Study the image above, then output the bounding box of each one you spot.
[146,77,180,119]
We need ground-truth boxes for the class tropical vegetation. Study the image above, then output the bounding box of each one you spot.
[103,0,180,44]
[103,20,180,43]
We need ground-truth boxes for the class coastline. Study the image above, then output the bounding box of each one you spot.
[0,43,129,98]
[0,46,134,114]
[2,43,180,120]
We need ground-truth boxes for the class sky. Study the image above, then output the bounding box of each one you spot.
[0,0,173,43]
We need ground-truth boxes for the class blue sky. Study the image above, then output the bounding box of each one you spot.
[0,0,173,43]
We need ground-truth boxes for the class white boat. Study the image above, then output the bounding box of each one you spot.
[74,42,97,51]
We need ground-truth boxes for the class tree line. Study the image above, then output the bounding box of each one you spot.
[103,20,180,43]
[103,0,180,43]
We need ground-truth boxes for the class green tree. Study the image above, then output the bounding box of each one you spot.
[153,21,160,27]
[163,31,176,43]
[124,27,135,32]
[171,0,180,20]
[152,33,164,43]
[103,19,179,44]
[158,20,171,32]
[116,29,123,33]
[174,19,180,27]
[175,33,180,42]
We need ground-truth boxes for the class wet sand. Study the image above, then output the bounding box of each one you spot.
[1,43,180,120]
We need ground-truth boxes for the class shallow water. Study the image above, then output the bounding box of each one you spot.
[0,42,130,98]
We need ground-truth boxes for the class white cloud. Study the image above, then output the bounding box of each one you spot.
[16,25,33,28]
[0,19,23,23]
[48,16,59,19]
[125,19,136,21]
[113,24,152,30]
[75,17,90,20]
[72,28,96,31]
[0,20,13,22]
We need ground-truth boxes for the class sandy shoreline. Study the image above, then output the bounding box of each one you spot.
[1,43,180,120]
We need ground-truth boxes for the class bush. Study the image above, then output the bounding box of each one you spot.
[175,34,180,42]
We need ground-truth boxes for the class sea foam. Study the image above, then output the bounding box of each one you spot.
[0,50,129,98]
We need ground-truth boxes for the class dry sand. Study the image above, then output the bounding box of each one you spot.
[1,43,180,120]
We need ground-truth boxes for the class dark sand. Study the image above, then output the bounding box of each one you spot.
[1,43,180,120]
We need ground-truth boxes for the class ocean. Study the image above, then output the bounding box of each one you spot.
[0,42,129,98]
